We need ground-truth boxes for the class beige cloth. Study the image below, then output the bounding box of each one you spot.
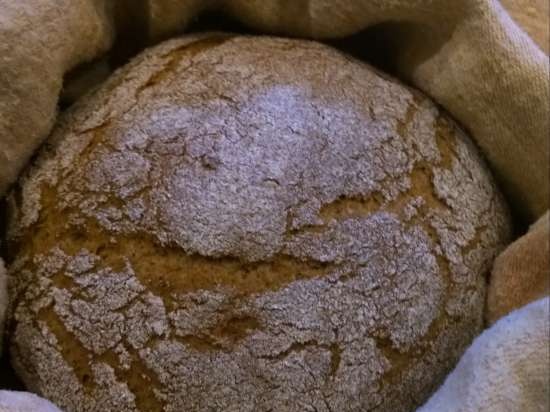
[0,391,61,412]
[419,297,550,412]
[487,211,550,324]
[0,0,549,410]
[0,0,113,196]
[501,0,549,53]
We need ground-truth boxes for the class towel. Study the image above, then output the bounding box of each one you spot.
[500,0,549,53]
[0,0,548,410]
[0,0,113,197]
[487,211,550,324]
[0,391,61,412]
[419,297,550,412]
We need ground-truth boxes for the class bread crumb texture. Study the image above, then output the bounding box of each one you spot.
[5,34,511,412]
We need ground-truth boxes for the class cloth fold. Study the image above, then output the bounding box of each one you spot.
[501,0,549,53]
[0,390,61,412]
[0,0,114,196]
[419,297,550,412]
[487,211,550,324]
[0,0,548,410]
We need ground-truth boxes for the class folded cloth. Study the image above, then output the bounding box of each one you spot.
[418,297,550,412]
[0,0,114,196]
[0,391,61,412]
[501,0,549,53]
[0,0,548,221]
[0,0,548,409]
[487,211,550,324]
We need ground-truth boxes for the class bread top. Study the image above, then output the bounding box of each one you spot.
[10,33,509,260]
[6,34,511,411]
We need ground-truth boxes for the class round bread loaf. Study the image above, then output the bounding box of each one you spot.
[5,34,511,412]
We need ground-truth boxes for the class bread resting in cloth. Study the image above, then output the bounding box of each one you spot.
[4,34,512,412]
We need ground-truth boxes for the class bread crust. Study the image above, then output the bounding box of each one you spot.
[6,34,512,412]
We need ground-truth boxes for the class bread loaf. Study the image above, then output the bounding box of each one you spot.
[5,34,512,412]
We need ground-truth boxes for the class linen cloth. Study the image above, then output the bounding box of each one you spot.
[419,297,550,412]
[0,391,61,412]
[487,211,550,325]
[0,0,548,411]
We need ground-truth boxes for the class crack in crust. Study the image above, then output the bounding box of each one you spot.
[6,34,512,412]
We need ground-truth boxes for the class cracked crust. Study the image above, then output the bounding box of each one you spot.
[5,34,512,412]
